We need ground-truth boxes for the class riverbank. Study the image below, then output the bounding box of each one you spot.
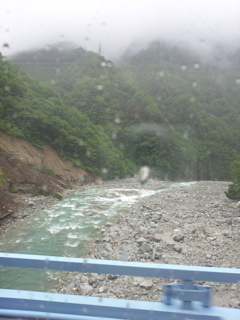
[1,178,239,308]
[55,179,240,308]
[0,178,168,234]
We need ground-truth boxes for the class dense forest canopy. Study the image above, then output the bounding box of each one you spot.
[2,41,240,180]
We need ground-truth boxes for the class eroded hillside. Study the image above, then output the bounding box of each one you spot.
[0,132,96,218]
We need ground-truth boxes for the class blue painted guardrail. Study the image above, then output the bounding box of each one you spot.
[0,253,240,320]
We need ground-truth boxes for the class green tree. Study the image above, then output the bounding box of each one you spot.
[225,160,240,200]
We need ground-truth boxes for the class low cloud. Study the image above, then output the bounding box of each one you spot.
[1,0,239,59]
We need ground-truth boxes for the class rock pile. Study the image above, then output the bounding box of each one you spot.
[56,180,240,308]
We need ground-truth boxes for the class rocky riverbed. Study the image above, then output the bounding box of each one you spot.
[54,179,240,308]
[1,178,240,308]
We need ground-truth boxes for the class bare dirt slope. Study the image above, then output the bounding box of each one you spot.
[0,132,96,218]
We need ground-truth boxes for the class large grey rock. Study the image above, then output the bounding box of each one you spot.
[110,225,119,233]
[139,242,152,253]
[80,283,93,294]
[140,279,153,289]
[64,288,74,295]
[173,233,184,242]
[104,243,112,252]
[80,275,89,283]
[138,226,148,235]
[154,234,162,242]
[154,251,161,259]
[108,274,118,280]
[173,244,182,253]
[88,274,98,285]
[136,237,147,244]
[111,232,119,242]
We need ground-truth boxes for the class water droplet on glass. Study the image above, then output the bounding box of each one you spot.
[85,37,89,41]
[75,201,81,209]
[45,45,50,51]
[50,80,55,85]
[58,46,63,52]
[97,85,103,90]
[82,308,88,313]
[156,96,162,102]
[56,68,60,73]
[102,168,108,174]
[78,139,84,146]
[4,86,10,92]
[190,97,195,103]
[192,82,197,87]
[42,185,48,192]
[119,143,124,150]
[107,62,112,68]
[189,114,194,119]
[39,303,45,309]
[114,117,121,124]
[86,150,91,157]
[139,166,150,185]
[101,62,106,67]
[194,63,200,69]
[111,132,117,139]
[120,253,129,261]
[181,65,187,71]
[79,174,85,183]
[159,71,164,77]
[236,79,240,84]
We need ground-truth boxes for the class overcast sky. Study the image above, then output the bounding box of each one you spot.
[1,0,240,59]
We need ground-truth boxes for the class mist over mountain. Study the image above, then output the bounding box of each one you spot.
[2,38,239,181]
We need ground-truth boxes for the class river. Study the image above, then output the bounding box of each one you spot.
[0,182,194,292]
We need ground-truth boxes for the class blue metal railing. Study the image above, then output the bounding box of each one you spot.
[0,253,240,319]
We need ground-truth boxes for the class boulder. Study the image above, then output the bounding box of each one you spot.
[136,237,147,244]
[139,242,152,253]
[173,233,184,242]
[173,244,182,253]
[154,234,162,242]
[140,279,153,289]
[80,283,93,294]
[138,226,148,235]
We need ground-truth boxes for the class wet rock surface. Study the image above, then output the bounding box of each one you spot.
[55,179,240,308]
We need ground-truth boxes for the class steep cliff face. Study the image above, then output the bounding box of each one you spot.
[0,132,97,218]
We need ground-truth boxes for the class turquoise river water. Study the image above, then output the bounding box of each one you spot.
[0,182,193,292]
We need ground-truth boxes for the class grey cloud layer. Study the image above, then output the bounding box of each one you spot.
[1,0,240,58]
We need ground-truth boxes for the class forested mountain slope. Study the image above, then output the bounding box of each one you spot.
[123,42,240,180]
[7,43,240,181]
[0,52,133,180]
[8,47,194,180]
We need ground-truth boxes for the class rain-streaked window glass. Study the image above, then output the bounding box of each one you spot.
[0,0,240,317]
